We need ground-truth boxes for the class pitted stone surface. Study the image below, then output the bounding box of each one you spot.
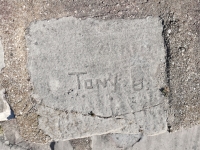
[132,125,200,150]
[26,17,167,139]
[0,40,5,71]
[92,133,142,150]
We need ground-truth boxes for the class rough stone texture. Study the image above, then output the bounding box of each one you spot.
[26,17,165,117]
[164,1,200,131]
[37,105,125,140]
[1,119,51,150]
[2,119,200,150]
[70,137,92,150]
[132,125,200,150]
[0,0,199,146]
[0,40,5,71]
[91,124,200,150]
[26,17,167,140]
[92,133,142,150]
[52,141,74,150]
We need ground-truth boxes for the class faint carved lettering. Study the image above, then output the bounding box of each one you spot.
[84,79,93,89]
[132,78,143,91]
[108,74,118,92]
[96,78,107,89]
[68,72,87,89]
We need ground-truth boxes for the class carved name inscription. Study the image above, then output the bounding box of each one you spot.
[68,71,143,91]
[26,17,165,118]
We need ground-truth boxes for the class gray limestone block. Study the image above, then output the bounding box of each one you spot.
[37,105,125,140]
[69,137,92,150]
[131,125,200,150]
[26,16,167,140]
[92,133,142,150]
[53,140,73,150]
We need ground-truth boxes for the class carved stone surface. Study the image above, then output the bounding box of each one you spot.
[26,17,167,140]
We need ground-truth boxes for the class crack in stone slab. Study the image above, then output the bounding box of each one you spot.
[37,101,165,120]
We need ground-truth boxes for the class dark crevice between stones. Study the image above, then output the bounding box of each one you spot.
[167,123,172,133]
[7,108,15,120]
[131,132,144,147]
[50,141,55,150]
[160,13,175,133]
[160,12,179,132]
[88,111,112,119]
[161,17,172,103]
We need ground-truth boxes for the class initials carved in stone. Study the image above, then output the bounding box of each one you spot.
[68,71,143,92]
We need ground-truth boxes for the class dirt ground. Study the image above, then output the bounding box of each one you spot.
[0,0,199,143]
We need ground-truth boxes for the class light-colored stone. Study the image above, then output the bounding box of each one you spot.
[26,17,167,140]
[0,89,11,121]
[131,125,200,150]
[90,125,200,150]
[0,40,5,71]
[92,133,142,150]
[54,141,73,150]
[37,105,125,140]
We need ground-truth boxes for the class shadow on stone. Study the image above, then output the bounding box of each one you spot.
[7,108,15,120]
[50,141,55,150]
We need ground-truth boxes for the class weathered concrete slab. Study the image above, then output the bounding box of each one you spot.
[26,17,167,140]
[37,105,125,140]
[0,40,4,71]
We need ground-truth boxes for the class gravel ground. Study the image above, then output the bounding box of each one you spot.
[0,0,199,144]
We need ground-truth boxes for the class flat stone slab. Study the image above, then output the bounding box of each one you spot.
[2,120,200,150]
[92,133,142,150]
[132,125,200,150]
[92,125,200,150]
[26,17,167,140]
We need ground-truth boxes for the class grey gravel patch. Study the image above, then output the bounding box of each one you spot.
[0,40,4,72]
[26,16,167,140]
[1,119,51,150]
